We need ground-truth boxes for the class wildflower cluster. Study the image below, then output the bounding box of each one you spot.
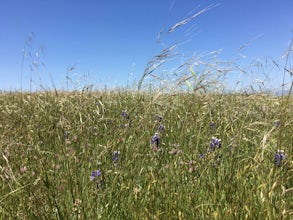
[197,135,222,165]
[90,169,104,189]
[89,113,287,195]
[151,133,159,148]
[209,137,221,151]
[151,116,165,151]
[150,115,165,151]
[274,150,285,165]
[90,170,101,181]
[90,149,122,189]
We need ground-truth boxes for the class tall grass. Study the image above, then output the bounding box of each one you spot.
[0,88,292,219]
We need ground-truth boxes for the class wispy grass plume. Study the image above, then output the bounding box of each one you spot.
[168,4,219,33]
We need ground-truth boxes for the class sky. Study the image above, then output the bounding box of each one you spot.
[0,0,292,91]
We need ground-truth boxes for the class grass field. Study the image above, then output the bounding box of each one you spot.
[0,89,292,219]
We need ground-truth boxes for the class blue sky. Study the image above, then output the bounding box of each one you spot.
[0,0,292,91]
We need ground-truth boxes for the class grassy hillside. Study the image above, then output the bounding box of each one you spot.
[0,91,292,219]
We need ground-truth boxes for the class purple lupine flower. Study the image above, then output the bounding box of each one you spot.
[151,133,159,146]
[112,150,120,166]
[209,137,221,151]
[273,121,280,127]
[199,153,206,159]
[209,122,215,129]
[158,124,165,132]
[121,110,130,119]
[90,170,102,181]
[274,150,285,165]
[112,151,120,161]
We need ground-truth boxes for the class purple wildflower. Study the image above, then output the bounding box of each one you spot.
[199,153,206,159]
[158,124,165,132]
[90,170,102,181]
[151,133,159,146]
[112,150,120,166]
[121,110,130,119]
[273,121,280,127]
[209,137,221,151]
[274,150,285,165]
[209,122,215,129]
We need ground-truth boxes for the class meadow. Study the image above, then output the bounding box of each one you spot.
[0,88,292,219]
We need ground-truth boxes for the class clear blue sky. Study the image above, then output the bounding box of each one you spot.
[0,0,292,91]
